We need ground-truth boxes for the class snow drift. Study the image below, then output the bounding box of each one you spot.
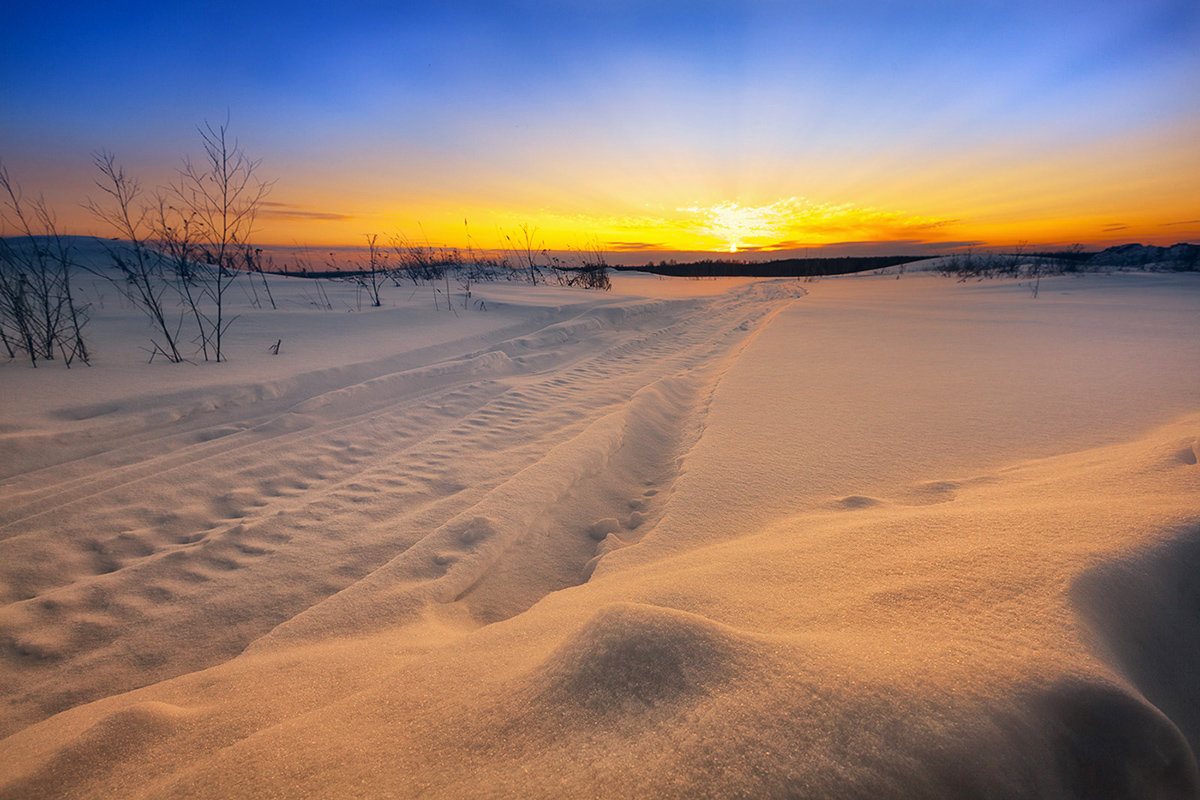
[1,255,1198,798]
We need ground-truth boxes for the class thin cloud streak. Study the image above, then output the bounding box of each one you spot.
[605,241,667,251]
[258,202,355,222]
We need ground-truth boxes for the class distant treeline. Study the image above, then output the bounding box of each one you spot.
[1086,242,1198,269]
[277,268,359,278]
[937,243,1199,280]
[1025,250,1096,263]
[617,255,935,278]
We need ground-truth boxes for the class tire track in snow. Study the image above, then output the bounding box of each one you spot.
[0,280,804,737]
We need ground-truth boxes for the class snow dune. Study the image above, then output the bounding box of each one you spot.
[1,259,1197,798]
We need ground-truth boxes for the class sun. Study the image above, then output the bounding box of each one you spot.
[693,202,779,253]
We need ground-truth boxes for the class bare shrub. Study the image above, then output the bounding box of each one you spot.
[504,223,546,285]
[88,121,270,362]
[357,233,390,307]
[171,120,271,361]
[0,163,90,367]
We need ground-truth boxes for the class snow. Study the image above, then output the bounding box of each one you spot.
[1,250,1198,798]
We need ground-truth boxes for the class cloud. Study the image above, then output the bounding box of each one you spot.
[706,238,986,258]
[1102,223,1129,233]
[1160,219,1200,227]
[258,201,355,222]
[811,239,925,248]
[605,240,667,251]
[766,238,930,250]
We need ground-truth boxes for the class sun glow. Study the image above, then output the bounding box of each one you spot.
[670,198,956,254]
[682,203,783,253]
[297,196,962,259]
[233,118,1200,257]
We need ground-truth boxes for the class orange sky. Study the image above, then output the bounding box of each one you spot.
[237,101,1200,257]
[248,114,1199,256]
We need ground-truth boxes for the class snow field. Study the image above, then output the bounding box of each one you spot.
[1,257,1197,798]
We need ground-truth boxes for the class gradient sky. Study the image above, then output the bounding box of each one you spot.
[3,0,1198,257]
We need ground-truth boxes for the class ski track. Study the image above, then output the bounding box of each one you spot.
[0,281,803,737]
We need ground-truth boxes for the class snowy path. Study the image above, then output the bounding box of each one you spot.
[0,278,802,736]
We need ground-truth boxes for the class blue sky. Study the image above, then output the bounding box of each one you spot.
[3,0,1198,253]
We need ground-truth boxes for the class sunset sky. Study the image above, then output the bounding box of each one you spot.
[3,0,1198,258]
